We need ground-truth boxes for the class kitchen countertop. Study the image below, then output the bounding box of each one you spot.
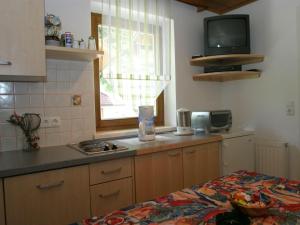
[0,133,222,178]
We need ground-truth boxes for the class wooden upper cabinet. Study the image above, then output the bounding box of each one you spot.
[4,166,90,225]
[135,149,183,203]
[183,142,220,188]
[0,0,46,81]
[0,179,5,225]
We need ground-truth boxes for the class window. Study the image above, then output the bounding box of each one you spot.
[92,13,164,130]
[92,1,172,131]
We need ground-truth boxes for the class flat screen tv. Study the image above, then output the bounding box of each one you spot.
[204,15,250,56]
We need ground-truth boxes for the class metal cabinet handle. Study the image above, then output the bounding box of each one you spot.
[36,180,64,190]
[101,167,122,175]
[99,190,120,198]
[186,150,196,154]
[0,59,12,65]
[168,152,180,157]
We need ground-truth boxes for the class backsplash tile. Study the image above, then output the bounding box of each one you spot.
[0,60,96,152]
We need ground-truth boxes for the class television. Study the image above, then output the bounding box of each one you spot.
[204,15,250,56]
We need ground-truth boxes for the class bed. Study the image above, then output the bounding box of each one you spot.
[73,171,300,225]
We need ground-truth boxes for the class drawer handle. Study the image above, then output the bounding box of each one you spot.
[99,190,120,198]
[186,150,196,154]
[168,152,180,157]
[0,59,12,65]
[36,180,64,190]
[101,167,122,175]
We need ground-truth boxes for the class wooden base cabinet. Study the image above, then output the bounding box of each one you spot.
[135,149,183,203]
[0,179,5,225]
[183,143,220,188]
[4,166,90,225]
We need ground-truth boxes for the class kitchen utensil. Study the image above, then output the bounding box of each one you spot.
[174,108,193,136]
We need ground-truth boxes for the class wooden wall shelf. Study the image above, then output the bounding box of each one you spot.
[193,71,261,82]
[190,54,264,67]
[45,46,104,61]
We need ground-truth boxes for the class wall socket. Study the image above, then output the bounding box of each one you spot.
[40,116,61,128]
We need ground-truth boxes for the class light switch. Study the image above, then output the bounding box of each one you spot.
[286,101,295,116]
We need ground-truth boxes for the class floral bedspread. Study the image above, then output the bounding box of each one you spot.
[72,171,300,225]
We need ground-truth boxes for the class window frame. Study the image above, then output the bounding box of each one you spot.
[91,13,164,131]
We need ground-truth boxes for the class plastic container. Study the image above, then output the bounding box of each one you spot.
[138,106,155,141]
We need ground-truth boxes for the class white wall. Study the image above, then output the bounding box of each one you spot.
[171,2,222,115]
[208,0,300,179]
[45,0,91,41]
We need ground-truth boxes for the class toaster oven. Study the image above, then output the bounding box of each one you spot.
[191,110,232,133]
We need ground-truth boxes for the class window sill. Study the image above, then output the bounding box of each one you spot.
[94,126,176,140]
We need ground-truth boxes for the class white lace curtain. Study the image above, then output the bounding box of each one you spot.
[92,0,173,116]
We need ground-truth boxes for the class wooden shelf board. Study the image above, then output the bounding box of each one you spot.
[193,71,261,82]
[190,54,264,67]
[45,45,104,61]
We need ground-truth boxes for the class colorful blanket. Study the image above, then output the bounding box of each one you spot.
[73,171,300,225]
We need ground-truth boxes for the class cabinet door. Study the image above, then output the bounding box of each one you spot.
[0,0,46,81]
[90,177,133,216]
[222,135,255,175]
[135,149,183,202]
[5,166,90,225]
[0,179,5,225]
[183,142,220,188]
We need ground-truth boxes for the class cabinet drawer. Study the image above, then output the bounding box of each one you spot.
[90,177,133,216]
[5,166,90,225]
[90,157,132,185]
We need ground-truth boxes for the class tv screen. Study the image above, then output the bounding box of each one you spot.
[204,15,250,56]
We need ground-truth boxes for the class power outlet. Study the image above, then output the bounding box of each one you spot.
[41,117,61,128]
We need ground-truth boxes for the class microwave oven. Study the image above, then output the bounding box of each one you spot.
[191,110,232,133]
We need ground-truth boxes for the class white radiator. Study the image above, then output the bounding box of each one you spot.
[255,140,289,178]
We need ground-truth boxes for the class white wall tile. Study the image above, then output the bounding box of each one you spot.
[44,95,58,108]
[29,83,44,94]
[46,59,58,70]
[45,82,58,94]
[15,95,30,108]
[46,69,57,82]
[57,70,70,82]
[14,82,29,94]
[71,118,83,132]
[0,109,13,123]
[30,95,44,108]
[0,123,16,137]
[70,107,82,119]
[45,133,62,146]
[1,137,17,151]
[57,82,71,94]
[0,95,14,109]
[60,132,72,145]
[0,82,14,94]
